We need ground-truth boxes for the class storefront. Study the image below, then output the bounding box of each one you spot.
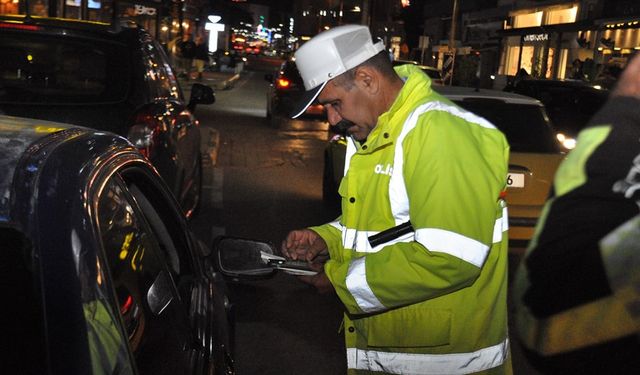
[0,0,187,45]
[500,28,594,79]
[498,3,596,80]
[116,1,163,39]
[1,0,116,22]
[594,18,640,69]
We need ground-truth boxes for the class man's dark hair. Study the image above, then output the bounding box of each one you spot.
[334,50,396,90]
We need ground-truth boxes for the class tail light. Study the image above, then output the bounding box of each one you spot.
[120,295,134,315]
[0,23,41,31]
[128,109,164,159]
[276,78,291,89]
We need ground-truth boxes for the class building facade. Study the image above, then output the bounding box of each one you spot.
[0,0,204,46]
[498,0,640,83]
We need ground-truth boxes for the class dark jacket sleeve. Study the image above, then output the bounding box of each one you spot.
[523,96,640,318]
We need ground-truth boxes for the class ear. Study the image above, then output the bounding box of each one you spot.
[354,66,379,95]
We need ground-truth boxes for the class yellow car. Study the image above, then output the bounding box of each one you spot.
[323,86,566,248]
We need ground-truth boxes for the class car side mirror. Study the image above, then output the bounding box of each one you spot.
[188,83,215,112]
[264,73,273,82]
[212,236,277,279]
[147,270,174,315]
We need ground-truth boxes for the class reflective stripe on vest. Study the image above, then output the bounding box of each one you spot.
[344,215,506,313]
[415,228,488,268]
[346,337,509,374]
[345,257,384,312]
[494,205,508,243]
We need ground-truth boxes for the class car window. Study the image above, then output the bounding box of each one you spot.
[140,36,182,101]
[97,176,191,375]
[119,167,195,278]
[0,33,130,104]
[128,183,181,274]
[454,99,559,153]
[281,61,304,85]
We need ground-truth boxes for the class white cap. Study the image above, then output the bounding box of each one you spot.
[290,25,384,118]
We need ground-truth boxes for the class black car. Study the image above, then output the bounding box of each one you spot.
[264,58,326,126]
[0,115,234,374]
[508,78,609,144]
[0,15,215,218]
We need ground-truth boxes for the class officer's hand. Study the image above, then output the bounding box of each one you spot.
[298,271,334,294]
[281,229,328,262]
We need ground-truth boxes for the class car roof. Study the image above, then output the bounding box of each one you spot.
[435,85,544,106]
[419,65,439,72]
[516,78,607,91]
[0,14,136,39]
[392,59,418,66]
[0,115,76,220]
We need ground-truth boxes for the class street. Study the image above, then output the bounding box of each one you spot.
[189,65,348,375]
[188,62,541,375]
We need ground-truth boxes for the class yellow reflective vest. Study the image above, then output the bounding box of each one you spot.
[311,65,512,374]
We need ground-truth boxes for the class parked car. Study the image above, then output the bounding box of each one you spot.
[323,87,565,246]
[264,58,326,126]
[508,78,609,149]
[392,59,444,85]
[0,115,239,375]
[0,15,215,219]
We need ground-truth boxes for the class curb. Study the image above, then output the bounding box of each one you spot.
[218,73,241,90]
[178,72,240,91]
[201,127,220,167]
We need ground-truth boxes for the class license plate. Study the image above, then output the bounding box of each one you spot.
[507,173,525,188]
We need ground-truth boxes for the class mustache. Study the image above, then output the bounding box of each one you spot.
[330,119,355,136]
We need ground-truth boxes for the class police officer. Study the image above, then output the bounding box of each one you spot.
[513,53,640,374]
[281,25,512,374]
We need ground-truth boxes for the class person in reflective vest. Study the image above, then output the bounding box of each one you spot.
[281,25,512,374]
[513,53,640,374]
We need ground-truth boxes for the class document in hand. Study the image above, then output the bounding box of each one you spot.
[260,251,319,276]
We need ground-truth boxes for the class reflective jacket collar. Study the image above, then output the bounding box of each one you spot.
[360,64,434,154]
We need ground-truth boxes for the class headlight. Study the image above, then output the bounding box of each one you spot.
[556,133,576,150]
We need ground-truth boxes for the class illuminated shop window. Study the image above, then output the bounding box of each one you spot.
[503,45,524,76]
[545,6,577,25]
[602,28,640,50]
[557,49,568,79]
[513,11,542,28]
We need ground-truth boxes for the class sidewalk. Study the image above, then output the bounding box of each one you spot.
[179,70,240,91]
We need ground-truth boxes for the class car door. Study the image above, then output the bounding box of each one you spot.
[136,34,202,217]
[96,165,233,375]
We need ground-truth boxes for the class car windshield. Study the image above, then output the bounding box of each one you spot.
[282,61,304,85]
[454,99,559,153]
[0,33,130,104]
